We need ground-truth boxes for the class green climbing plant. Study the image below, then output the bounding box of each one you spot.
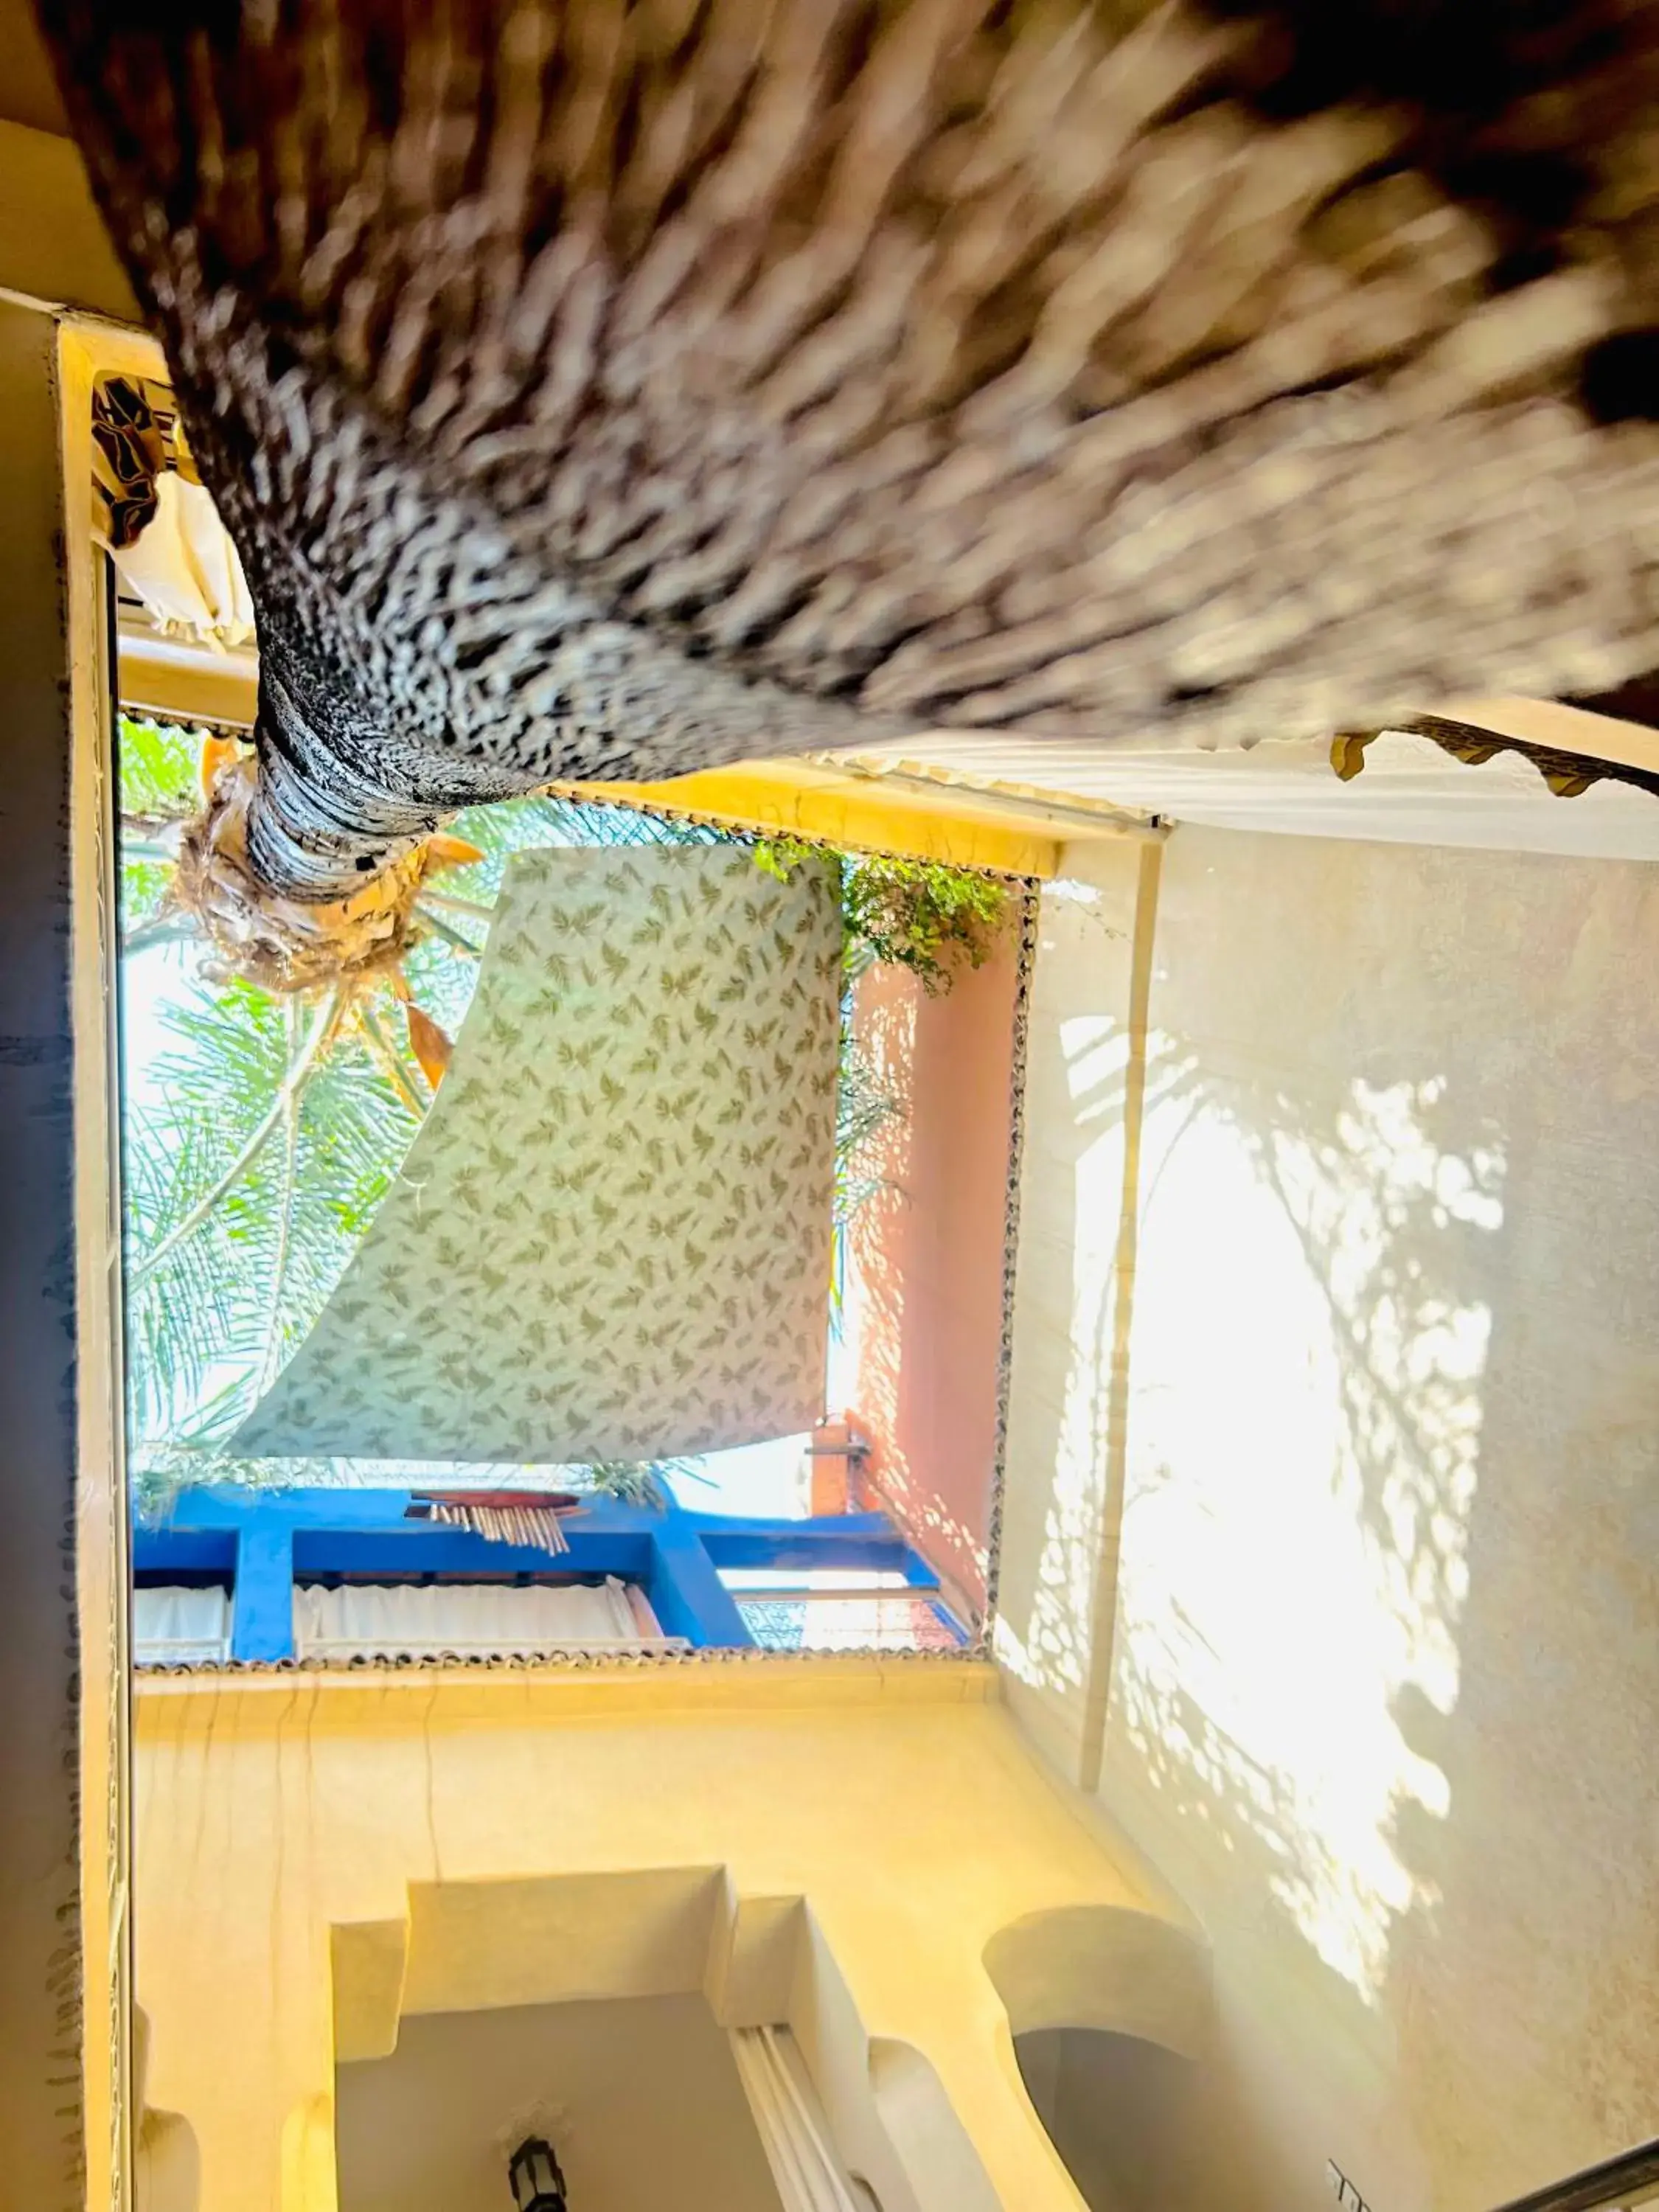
[754,837,1012,995]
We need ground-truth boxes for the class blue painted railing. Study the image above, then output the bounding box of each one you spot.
[133,1487,947,1660]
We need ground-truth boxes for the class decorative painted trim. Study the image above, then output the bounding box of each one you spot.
[1336,713,1659,804]
[979,882,1040,1648]
[574,763,1062,878]
[136,1492,934,1662]
[133,1639,976,1677]
[114,697,254,745]
[543,779,1041,885]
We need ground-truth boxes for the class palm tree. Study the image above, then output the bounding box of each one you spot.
[124,970,419,1450]
[52,0,1659,939]
[119,718,911,1489]
[121,718,702,1450]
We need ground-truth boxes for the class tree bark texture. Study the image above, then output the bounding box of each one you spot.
[41,0,1659,895]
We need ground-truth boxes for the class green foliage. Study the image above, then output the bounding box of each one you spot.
[124,976,420,1448]
[118,715,198,818]
[130,1447,336,1526]
[117,716,202,930]
[830,1032,900,1325]
[571,1458,711,1510]
[835,1036,898,1211]
[754,837,1011,995]
[129,1447,710,1521]
[119,746,911,1480]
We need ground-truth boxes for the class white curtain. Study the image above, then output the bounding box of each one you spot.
[292,1576,678,1659]
[112,470,255,647]
[731,2026,872,2212]
[843,725,1659,861]
[133,1585,232,1665]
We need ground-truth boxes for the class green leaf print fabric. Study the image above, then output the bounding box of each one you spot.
[234,844,841,1463]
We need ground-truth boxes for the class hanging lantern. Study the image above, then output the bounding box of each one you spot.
[507,2138,567,2212]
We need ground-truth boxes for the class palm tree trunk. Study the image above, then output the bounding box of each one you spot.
[47,0,1659,908]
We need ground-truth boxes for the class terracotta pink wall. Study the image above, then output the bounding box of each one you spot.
[847,931,1020,1625]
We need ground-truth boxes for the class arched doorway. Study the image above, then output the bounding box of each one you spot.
[984,1905,1212,2212]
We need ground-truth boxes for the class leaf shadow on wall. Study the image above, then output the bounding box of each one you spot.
[1072,846,1659,2210]
[843,938,1023,1631]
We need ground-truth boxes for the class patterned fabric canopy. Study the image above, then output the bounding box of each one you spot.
[235,844,841,1464]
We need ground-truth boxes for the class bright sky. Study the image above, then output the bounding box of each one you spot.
[121,936,199,1112]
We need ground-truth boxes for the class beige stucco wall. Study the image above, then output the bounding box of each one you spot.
[993,841,1149,1779]
[336,1992,784,2212]
[0,1,141,321]
[133,1661,1211,2212]
[1001,824,1659,2211]
[0,292,146,2212]
[0,116,139,321]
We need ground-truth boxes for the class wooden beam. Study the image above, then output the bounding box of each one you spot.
[0,119,139,322]
[0,285,94,2212]
[116,630,258,731]
[574,762,1061,877]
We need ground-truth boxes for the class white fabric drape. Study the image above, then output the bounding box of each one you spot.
[845,726,1659,861]
[112,470,256,647]
[731,2027,868,2212]
[291,1576,678,1659]
[133,1585,232,1664]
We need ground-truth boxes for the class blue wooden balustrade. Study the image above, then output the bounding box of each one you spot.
[133,1486,953,1660]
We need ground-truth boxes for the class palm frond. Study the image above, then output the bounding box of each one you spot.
[826,1031,905,1332]
[571,1458,710,1510]
[116,716,200,819]
[254,999,304,1394]
[123,967,422,1444]
[130,990,344,1289]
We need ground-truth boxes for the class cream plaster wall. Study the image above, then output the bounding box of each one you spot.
[0,0,66,136]
[1001,824,1659,2212]
[0,291,136,2212]
[993,841,1147,1778]
[336,1993,782,2212]
[1017,2027,1202,2212]
[0,116,139,321]
[0,2,141,320]
[132,1662,1206,2212]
